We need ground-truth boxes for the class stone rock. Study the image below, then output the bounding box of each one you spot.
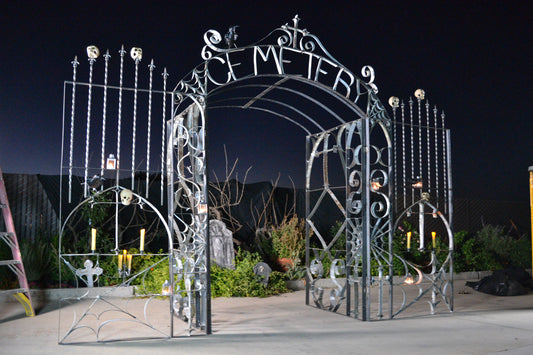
[209,219,235,269]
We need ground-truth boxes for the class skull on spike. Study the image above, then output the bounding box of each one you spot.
[414,89,425,100]
[120,189,133,206]
[86,45,100,59]
[130,47,143,61]
[388,96,400,108]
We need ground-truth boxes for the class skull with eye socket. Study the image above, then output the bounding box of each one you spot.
[86,45,100,59]
[130,47,143,61]
[120,189,133,206]
[414,89,425,100]
[388,96,400,108]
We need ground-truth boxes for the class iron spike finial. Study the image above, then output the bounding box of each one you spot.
[71,56,79,67]
[119,44,126,56]
[293,14,300,29]
[162,67,169,79]
[103,49,111,61]
[148,59,156,71]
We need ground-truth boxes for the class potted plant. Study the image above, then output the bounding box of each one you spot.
[270,215,306,271]
[285,260,307,290]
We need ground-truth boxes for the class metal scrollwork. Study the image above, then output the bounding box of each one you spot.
[201,29,225,60]
[361,65,379,93]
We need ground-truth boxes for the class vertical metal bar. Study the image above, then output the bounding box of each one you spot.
[344,125,351,316]
[441,112,447,214]
[161,68,169,205]
[116,46,126,183]
[167,95,175,337]
[146,59,155,198]
[417,98,423,189]
[401,101,406,209]
[392,108,397,212]
[361,117,371,321]
[445,129,453,232]
[68,57,79,203]
[445,129,454,310]
[419,201,425,250]
[83,55,96,198]
[433,106,439,209]
[305,135,311,306]
[387,125,394,319]
[409,98,415,205]
[426,102,431,194]
[202,99,212,335]
[100,50,110,178]
[131,54,141,190]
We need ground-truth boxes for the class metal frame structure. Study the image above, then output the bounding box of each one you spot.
[58,16,454,343]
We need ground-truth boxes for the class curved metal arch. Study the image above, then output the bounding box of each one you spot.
[59,185,173,253]
[208,81,348,127]
[207,74,370,123]
[208,104,313,136]
[393,199,454,251]
[207,95,324,133]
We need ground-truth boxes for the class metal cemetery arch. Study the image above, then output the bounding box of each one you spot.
[59,16,453,343]
[168,15,397,332]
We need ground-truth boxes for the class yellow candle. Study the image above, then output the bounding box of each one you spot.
[118,254,123,270]
[91,228,97,251]
[432,231,437,249]
[407,231,412,250]
[140,228,146,252]
[127,254,133,271]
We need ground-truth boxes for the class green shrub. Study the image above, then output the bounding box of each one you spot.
[270,215,305,261]
[460,225,531,271]
[210,249,288,297]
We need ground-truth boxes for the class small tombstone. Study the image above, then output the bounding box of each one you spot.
[253,262,272,286]
[75,259,103,288]
[209,220,235,269]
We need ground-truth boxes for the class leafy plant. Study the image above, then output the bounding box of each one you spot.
[270,215,305,261]
[460,225,531,271]
[286,261,306,280]
[210,249,288,297]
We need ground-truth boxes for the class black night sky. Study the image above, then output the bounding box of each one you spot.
[1,1,531,202]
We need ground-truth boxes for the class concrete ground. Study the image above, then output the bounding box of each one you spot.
[1,280,533,354]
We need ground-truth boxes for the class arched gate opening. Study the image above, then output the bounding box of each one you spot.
[59,15,453,343]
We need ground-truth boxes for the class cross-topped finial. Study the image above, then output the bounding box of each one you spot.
[71,56,79,68]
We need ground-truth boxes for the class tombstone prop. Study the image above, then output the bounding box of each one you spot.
[75,259,103,288]
[253,262,272,286]
[209,220,235,269]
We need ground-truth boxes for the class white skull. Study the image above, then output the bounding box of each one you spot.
[86,45,100,59]
[120,189,133,206]
[130,47,143,61]
[388,96,400,108]
[414,89,425,100]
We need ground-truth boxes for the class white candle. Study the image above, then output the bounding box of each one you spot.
[91,228,97,251]
[140,228,145,252]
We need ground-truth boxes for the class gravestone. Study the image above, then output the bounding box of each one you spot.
[253,262,272,286]
[75,259,102,288]
[209,219,235,269]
